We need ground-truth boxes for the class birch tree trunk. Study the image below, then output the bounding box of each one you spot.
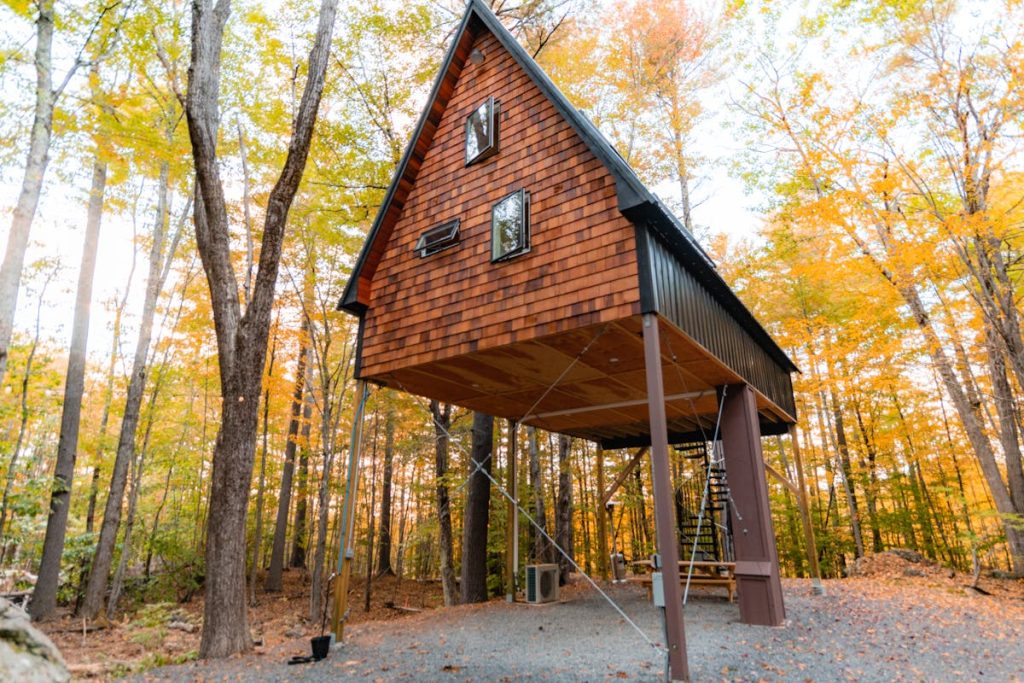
[30,158,106,620]
[0,0,56,387]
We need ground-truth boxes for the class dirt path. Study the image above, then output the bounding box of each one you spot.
[128,577,1024,682]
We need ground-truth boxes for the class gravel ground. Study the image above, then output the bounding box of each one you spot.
[131,578,1024,682]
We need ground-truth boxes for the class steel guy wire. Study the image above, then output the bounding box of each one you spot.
[392,379,666,654]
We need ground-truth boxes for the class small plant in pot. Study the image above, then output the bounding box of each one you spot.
[310,573,336,661]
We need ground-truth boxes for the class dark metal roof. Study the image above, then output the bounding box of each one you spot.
[338,0,798,375]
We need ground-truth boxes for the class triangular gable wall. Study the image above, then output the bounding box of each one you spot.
[356,16,642,378]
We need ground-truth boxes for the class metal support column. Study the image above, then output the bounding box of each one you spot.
[641,314,690,682]
[331,380,370,641]
[720,383,786,626]
[789,424,824,595]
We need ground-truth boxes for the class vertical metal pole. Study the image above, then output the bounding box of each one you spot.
[641,314,690,682]
[506,419,518,601]
[788,424,824,595]
[332,380,370,641]
[720,383,785,626]
[596,445,609,580]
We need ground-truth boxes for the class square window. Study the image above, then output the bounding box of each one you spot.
[491,189,530,261]
[414,219,460,257]
[466,97,499,165]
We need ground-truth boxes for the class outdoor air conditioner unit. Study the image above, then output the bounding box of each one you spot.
[525,563,559,604]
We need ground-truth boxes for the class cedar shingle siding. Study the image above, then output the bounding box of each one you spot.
[360,29,641,379]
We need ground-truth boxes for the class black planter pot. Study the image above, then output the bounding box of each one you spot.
[310,635,331,661]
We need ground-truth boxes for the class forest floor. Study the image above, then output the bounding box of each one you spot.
[41,553,1024,682]
[40,570,446,680]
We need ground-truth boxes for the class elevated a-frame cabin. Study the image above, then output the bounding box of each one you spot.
[339,1,797,679]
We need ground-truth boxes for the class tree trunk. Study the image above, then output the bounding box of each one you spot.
[852,405,884,554]
[30,158,106,621]
[266,320,309,591]
[0,0,56,387]
[309,406,337,624]
[79,163,179,621]
[289,381,314,570]
[902,283,1024,570]
[376,402,396,576]
[363,411,379,610]
[828,388,864,559]
[461,412,493,604]
[85,236,136,539]
[555,435,573,585]
[186,0,339,657]
[987,328,1024,514]
[249,333,276,604]
[109,280,187,617]
[430,401,457,606]
[527,427,551,563]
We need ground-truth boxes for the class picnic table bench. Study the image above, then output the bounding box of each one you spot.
[627,560,736,603]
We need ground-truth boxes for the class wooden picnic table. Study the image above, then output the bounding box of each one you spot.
[627,559,737,602]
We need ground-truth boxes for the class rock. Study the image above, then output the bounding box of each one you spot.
[990,570,1024,580]
[168,620,197,634]
[0,597,70,683]
[889,548,924,563]
[902,567,925,577]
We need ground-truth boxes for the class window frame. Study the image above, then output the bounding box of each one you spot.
[465,96,499,166]
[490,189,530,263]
[414,218,461,258]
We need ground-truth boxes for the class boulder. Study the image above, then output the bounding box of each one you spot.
[888,548,924,564]
[0,598,69,683]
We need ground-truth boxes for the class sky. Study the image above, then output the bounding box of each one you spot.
[0,0,775,374]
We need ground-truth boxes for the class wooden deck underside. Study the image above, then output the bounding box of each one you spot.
[364,314,794,445]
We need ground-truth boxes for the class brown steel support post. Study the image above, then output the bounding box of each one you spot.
[332,380,370,641]
[641,314,689,681]
[788,424,824,595]
[720,384,785,626]
[596,445,609,580]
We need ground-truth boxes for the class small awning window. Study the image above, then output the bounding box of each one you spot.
[414,219,461,257]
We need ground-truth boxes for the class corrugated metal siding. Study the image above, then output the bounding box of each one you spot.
[646,230,797,420]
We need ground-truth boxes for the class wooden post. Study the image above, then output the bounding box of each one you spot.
[506,419,518,601]
[789,424,824,594]
[641,314,690,682]
[720,383,785,626]
[596,445,609,580]
[332,381,370,641]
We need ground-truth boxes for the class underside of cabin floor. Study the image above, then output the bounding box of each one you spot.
[363,314,794,447]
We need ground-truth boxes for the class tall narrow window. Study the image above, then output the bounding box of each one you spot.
[465,97,498,165]
[491,189,530,261]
